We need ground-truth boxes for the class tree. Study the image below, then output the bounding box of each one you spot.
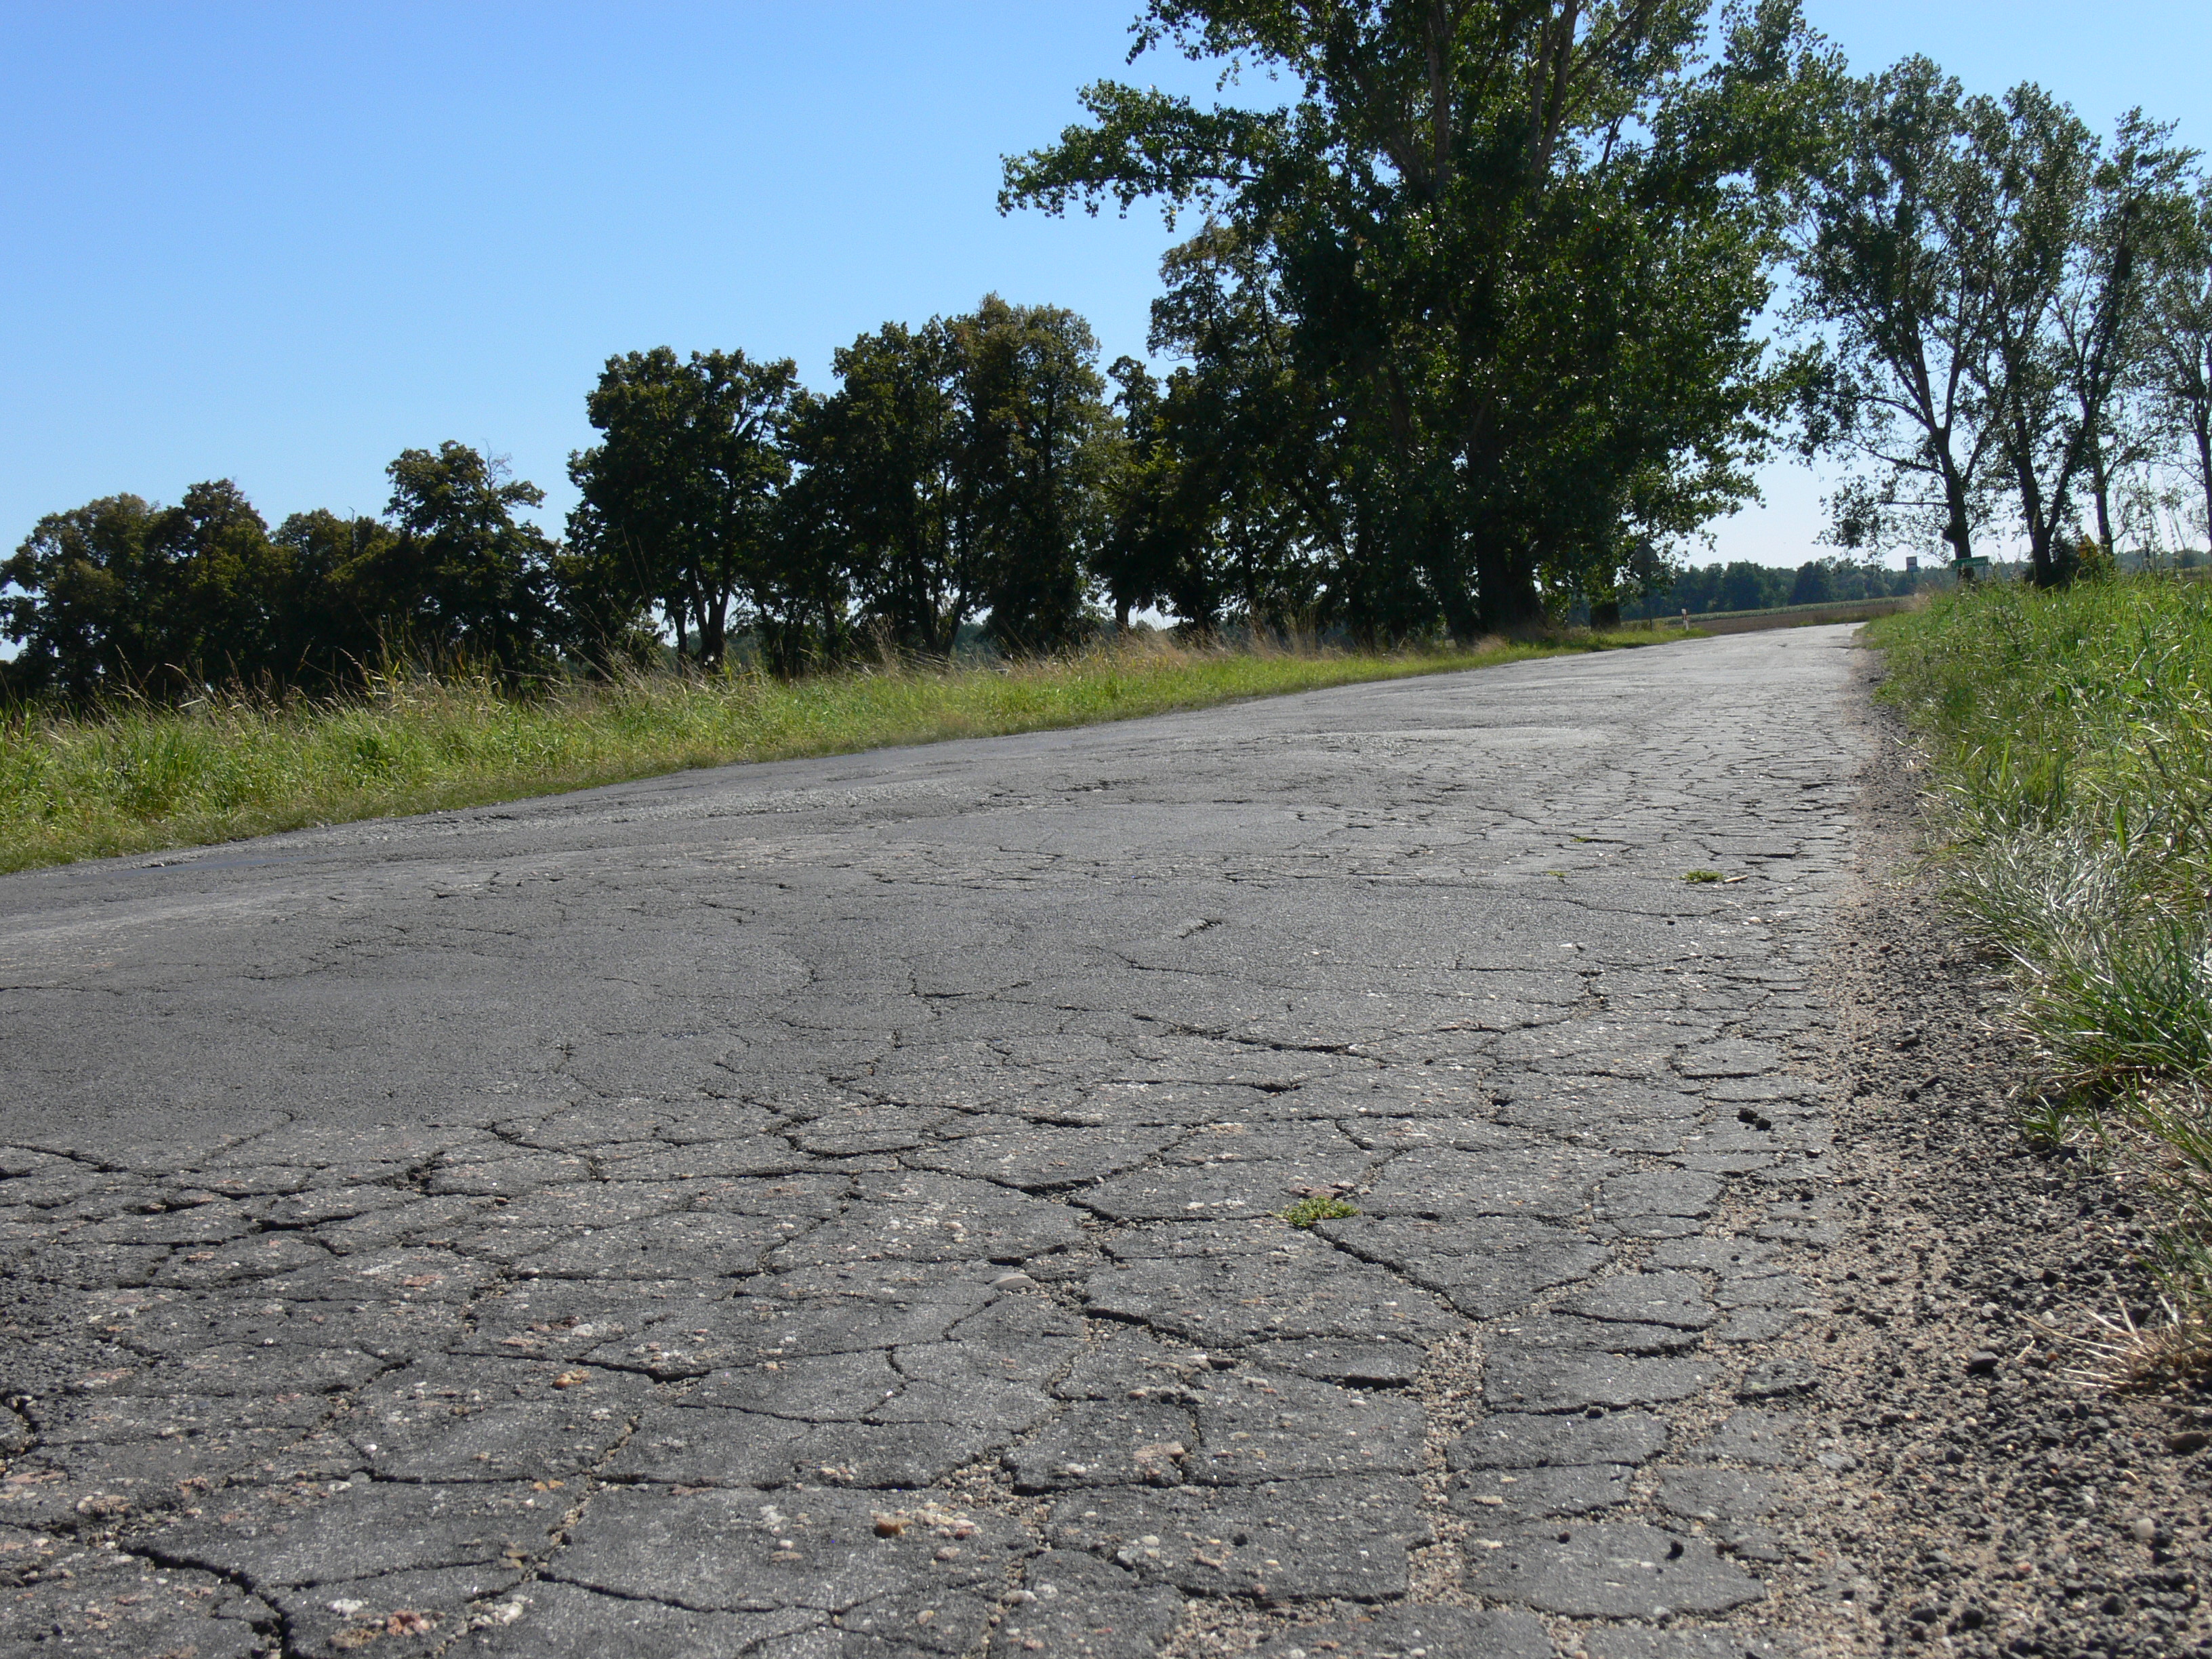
[1790,58,2004,570]
[954,295,1117,651]
[798,299,1118,655]
[565,348,800,670]
[796,319,967,655]
[3,493,169,698]
[1799,66,2198,585]
[1964,85,2107,587]
[1093,357,1187,631]
[1,483,295,699]
[1006,0,1834,637]
[376,443,558,672]
[1144,226,1336,633]
[2145,176,2212,548]
[2055,112,2194,552]
[1788,558,1834,604]
[270,508,409,682]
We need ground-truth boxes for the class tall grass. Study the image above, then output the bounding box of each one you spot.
[0,631,1655,875]
[1871,578,2212,1349]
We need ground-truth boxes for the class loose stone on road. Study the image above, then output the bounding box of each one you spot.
[0,629,1861,1657]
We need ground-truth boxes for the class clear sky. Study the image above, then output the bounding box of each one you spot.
[3,1,2205,577]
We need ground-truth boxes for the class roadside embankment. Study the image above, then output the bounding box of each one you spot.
[1867,578,2212,1348]
[1623,597,1919,638]
[1772,680,2212,1658]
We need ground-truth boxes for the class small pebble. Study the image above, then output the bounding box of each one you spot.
[2131,1517,2157,1545]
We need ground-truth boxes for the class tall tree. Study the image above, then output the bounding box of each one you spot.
[378,442,557,672]
[1790,58,2004,569]
[800,300,1118,655]
[954,295,1117,651]
[1094,357,1188,631]
[271,508,409,682]
[566,348,799,670]
[1146,226,1336,632]
[5,493,173,698]
[796,319,968,655]
[1963,84,2104,586]
[1,483,293,698]
[2145,176,2212,548]
[2054,112,2194,551]
[1006,0,1832,637]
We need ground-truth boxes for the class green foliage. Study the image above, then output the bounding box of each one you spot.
[1683,869,1725,883]
[1004,0,1838,639]
[2013,1090,2097,1153]
[782,298,1119,659]
[2,445,558,700]
[1278,1194,1358,1229]
[2143,176,2212,549]
[378,443,558,674]
[1621,554,1917,619]
[565,347,800,671]
[1,484,291,697]
[1793,64,2200,583]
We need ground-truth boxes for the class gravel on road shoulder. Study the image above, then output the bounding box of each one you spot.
[1729,651,2212,1659]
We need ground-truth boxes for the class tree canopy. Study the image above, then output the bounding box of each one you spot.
[1003,0,1839,636]
[1792,60,2201,582]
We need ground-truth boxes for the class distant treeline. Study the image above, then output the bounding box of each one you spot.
[8,1,2211,700]
[1620,557,1921,619]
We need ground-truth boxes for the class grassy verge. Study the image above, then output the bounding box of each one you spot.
[0,630,1666,876]
[1870,578,2212,1368]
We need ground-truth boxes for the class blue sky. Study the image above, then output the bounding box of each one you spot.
[2,1,2205,575]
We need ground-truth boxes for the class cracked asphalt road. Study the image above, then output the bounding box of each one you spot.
[0,628,1862,1658]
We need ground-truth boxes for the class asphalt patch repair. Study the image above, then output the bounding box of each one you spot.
[0,628,2203,1658]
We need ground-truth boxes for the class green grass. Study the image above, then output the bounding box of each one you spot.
[1278,1193,1360,1228]
[0,630,1668,875]
[1871,576,2212,1348]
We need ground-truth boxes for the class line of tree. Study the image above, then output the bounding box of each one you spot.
[1,446,560,701]
[7,1,2210,702]
[1621,555,1921,619]
[1793,59,2212,581]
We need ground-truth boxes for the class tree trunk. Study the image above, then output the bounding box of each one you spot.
[2087,440,2115,552]
[1437,574,1480,643]
[2196,408,2212,555]
[1475,541,1543,634]
[697,597,727,672]
[1940,466,1974,571]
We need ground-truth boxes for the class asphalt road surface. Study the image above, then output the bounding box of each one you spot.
[0,629,1861,1658]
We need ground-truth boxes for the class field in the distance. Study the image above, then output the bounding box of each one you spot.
[0,631,1672,876]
